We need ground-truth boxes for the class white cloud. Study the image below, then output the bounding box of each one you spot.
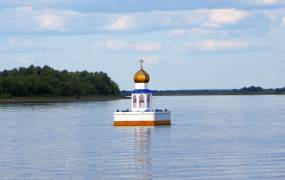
[199,40,243,50]
[8,38,32,46]
[164,9,250,38]
[0,6,274,36]
[168,29,189,38]
[154,9,249,29]
[167,28,230,38]
[104,16,135,31]
[135,42,161,52]
[190,28,227,37]
[181,39,259,52]
[37,14,65,31]
[0,7,83,33]
[282,16,285,25]
[104,39,126,50]
[203,9,248,28]
[94,39,128,52]
[94,39,162,53]
[255,0,285,5]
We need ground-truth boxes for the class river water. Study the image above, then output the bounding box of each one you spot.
[0,96,285,179]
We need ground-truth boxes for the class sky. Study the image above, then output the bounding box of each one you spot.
[0,0,285,90]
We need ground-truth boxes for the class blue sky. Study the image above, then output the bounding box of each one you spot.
[0,0,285,90]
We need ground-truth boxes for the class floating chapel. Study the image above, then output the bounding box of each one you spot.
[113,60,171,126]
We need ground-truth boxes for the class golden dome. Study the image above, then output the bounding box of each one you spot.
[134,69,150,83]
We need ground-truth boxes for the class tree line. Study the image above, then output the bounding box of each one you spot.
[121,86,285,96]
[0,65,120,98]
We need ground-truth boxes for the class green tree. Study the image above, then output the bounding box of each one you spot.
[0,65,120,97]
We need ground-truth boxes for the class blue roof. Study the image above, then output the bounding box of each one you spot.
[132,89,153,94]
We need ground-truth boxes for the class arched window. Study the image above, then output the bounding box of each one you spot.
[133,95,137,108]
[139,95,145,108]
[147,95,151,107]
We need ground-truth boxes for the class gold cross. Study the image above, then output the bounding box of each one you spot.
[138,59,144,69]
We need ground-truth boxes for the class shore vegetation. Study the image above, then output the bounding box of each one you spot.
[0,65,120,98]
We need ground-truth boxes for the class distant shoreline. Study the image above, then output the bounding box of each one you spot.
[1,93,284,104]
[121,89,285,97]
[154,93,285,96]
[0,95,128,104]
[152,91,285,96]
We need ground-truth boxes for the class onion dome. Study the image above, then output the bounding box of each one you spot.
[134,69,150,83]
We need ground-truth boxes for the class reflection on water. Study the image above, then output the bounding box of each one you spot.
[0,96,285,179]
[133,128,152,180]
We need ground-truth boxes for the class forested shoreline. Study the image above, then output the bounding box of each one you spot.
[0,65,120,98]
[121,86,285,96]
[1,65,284,100]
